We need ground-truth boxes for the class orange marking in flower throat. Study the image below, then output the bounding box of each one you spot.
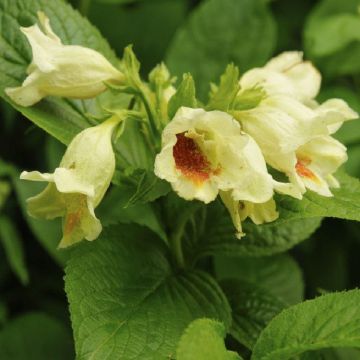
[173,133,213,185]
[63,196,86,236]
[64,211,82,236]
[295,158,319,183]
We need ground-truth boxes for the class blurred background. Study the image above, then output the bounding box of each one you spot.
[1,0,360,357]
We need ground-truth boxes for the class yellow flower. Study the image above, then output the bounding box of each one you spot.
[239,51,321,102]
[220,191,278,238]
[235,51,358,198]
[20,117,121,248]
[5,12,125,107]
[155,107,275,205]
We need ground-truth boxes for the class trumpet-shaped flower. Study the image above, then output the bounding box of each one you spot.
[234,95,357,197]
[5,12,125,107]
[220,191,278,238]
[155,107,278,205]
[239,51,321,103]
[20,117,121,248]
[294,135,347,196]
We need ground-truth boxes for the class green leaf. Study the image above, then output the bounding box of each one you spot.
[207,64,240,111]
[301,347,360,360]
[214,254,304,305]
[220,279,286,350]
[65,224,231,359]
[176,318,242,360]
[166,0,276,99]
[277,172,360,223]
[0,312,74,359]
[97,186,167,241]
[0,216,29,285]
[168,73,197,119]
[114,169,171,207]
[0,0,118,145]
[304,0,360,76]
[252,290,360,360]
[189,172,360,259]
[0,181,10,209]
[115,120,155,172]
[185,201,322,260]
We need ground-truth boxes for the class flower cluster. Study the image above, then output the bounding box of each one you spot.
[155,52,357,237]
[7,13,358,246]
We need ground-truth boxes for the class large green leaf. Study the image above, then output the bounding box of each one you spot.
[0,0,119,145]
[252,290,360,360]
[166,0,276,99]
[214,254,304,305]
[65,224,231,359]
[304,0,360,76]
[0,312,74,360]
[184,201,321,261]
[221,279,286,350]
[187,173,360,259]
[176,318,241,360]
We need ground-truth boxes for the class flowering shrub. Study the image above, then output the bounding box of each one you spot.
[1,0,360,359]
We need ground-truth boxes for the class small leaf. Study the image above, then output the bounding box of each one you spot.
[0,216,29,285]
[252,290,360,360]
[207,64,240,111]
[96,185,167,241]
[113,169,171,207]
[168,73,197,119]
[176,318,242,360]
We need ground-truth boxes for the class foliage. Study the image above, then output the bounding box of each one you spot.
[0,0,360,359]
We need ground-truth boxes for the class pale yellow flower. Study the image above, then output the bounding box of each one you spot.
[239,51,321,103]
[20,117,121,248]
[220,191,278,238]
[5,12,124,107]
[155,107,276,205]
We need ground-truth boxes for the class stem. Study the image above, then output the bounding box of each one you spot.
[171,226,185,268]
[138,87,161,150]
[79,0,91,16]
[169,203,202,269]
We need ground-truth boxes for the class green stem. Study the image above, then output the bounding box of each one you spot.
[170,223,186,268]
[79,0,91,16]
[170,203,202,269]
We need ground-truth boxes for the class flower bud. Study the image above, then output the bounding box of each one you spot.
[20,117,121,248]
[5,12,125,107]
